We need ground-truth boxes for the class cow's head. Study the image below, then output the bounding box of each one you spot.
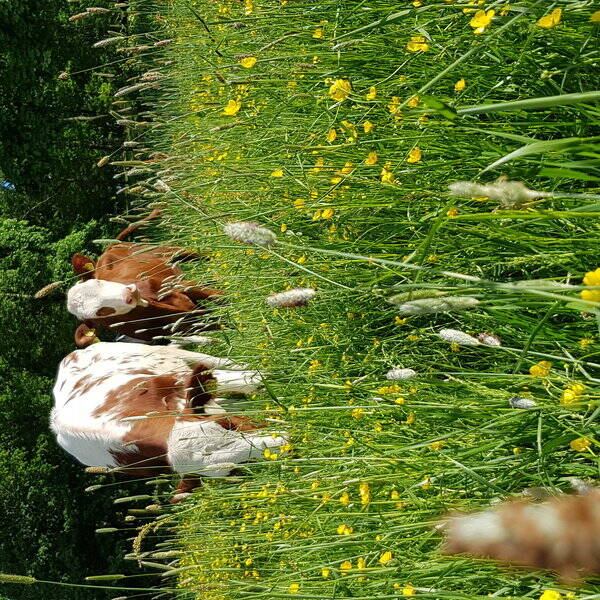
[67,279,147,320]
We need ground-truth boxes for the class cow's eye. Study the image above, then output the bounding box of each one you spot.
[96,307,116,317]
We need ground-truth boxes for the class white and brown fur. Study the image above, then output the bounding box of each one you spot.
[51,342,286,499]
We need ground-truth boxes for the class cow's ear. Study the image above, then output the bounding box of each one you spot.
[71,253,96,279]
[149,291,197,313]
[74,322,101,347]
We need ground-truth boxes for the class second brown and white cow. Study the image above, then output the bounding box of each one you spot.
[51,343,286,498]
[66,211,221,347]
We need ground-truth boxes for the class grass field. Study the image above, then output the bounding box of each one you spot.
[82,1,600,599]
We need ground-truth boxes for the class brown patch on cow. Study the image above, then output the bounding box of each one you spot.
[96,306,117,317]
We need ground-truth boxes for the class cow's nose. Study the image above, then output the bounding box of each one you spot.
[124,286,140,305]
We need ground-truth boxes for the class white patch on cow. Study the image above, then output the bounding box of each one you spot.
[167,420,287,477]
[449,511,505,546]
[67,279,137,320]
[51,349,138,467]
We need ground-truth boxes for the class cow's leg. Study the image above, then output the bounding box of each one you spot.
[170,475,202,503]
[167,420,287,478]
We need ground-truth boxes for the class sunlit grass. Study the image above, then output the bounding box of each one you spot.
[91,1,600,599]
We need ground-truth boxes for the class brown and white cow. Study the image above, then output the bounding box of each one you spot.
[66,210,221,347]
[51,342,286,498]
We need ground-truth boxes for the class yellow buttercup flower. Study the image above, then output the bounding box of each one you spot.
[539,591,561,600]
[340,560,352,573]
[454,78,466,91]
[406,35,429,52]
[326,128,337,143]
[363,120,375,133]
[366,86,377,100]
[321,568,331,578]
[529,360,552,377]
[270,168,283,177]
[570,437,592,452]
[381,166,395,183]
[379,551,393,565]
[239,56,257,68]
[329,79,352,102]
[337,524,353,535]
[429,441,445,451]
[289,583,300,593]
[591,10,600,22]
[581,267,600,302]
[407,95,420,108]
[470,9,495,34]
[537,8,562,29]
[223,99,241,116]
[365,151,378,165]
[321,207,335,219]
[407,147,422,163]
[339,491,350,505]
[403,585,417,596]
[312,28,325,39]
[359,482,371,504]
[561,383,585,406]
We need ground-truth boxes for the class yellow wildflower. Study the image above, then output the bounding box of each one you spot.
[403,585,417,596]
[270,168,284,177]
[591,10,600,22]
[289,583,300,594]
[470,9,495,34]
[244,0,253,14]
[406,35,429,52]
[388,96,401,115]
[312,28,325,39]
[412,0,422,6]
[365,151,378,165]
[529,360,552,377]
[297,255,307,264]
[359,482,371,504]
[366,86,377,100]
[340,560,352,573]
[337,524,354,535]
[357,557,366,569]
[429,441,445,451]
[561,383,585,406]
[454,78,466,92]
[405,412,416,424]
[446,207,459,217]
[339,491,350,506]
[340,161,354,174]
[394,397,406,405]
[570,437,592,452]
[322,207,335,219]
[407,95,420,107]
[540,590,562,600]
[239,56,257,68]
[581,267,600,303]
[381,163,395,184]
[579,337,595,348]
[407,147,422,163]
[537,8,562,29]
[395,316,407,325]
[329,79,352,102]
[326,128,337,143]
[352,407,365,419]
[379,551,393,565]
[363,120,375,133]
[223,99,241,116]
[322,568,331,578]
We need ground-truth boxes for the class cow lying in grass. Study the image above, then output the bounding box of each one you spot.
[66,210,221,347]
[51,342,286,500]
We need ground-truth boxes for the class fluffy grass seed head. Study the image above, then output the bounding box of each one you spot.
[266,288,316,308]
[395,296,479,315]
[224,222,277,246]
[438,329,481,346]
[449,179,550,208]
[386,368,417,380]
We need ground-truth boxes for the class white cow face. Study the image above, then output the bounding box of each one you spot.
[67,279,142,320]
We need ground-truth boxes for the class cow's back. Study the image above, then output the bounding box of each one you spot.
[51,343,192,468]
[95,244,181,284]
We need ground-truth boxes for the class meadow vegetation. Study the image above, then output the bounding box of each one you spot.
[3,1,600,599]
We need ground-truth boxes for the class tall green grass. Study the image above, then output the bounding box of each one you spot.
[54,1,600,599]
